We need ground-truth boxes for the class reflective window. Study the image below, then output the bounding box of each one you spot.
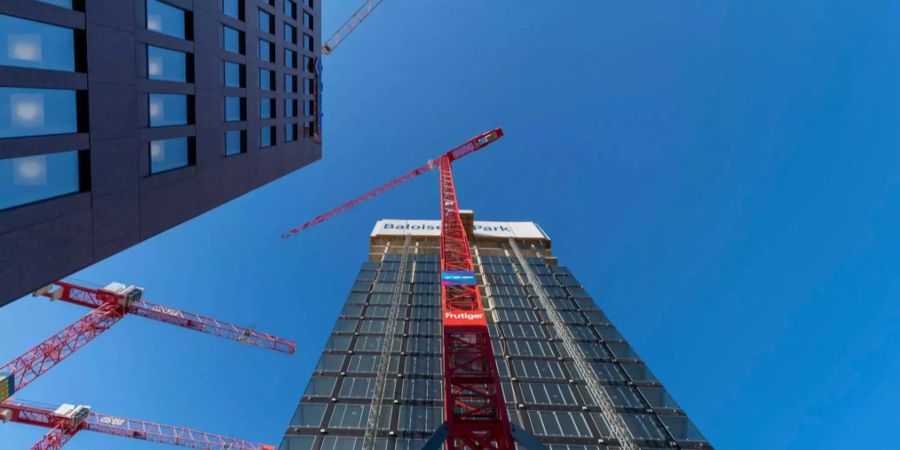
[284,48,296,69]
[146,0,186,39]
[260,126,274,147]
[285,99,296,117]
[225,130,245,155]
[284,0,296,19]
[303,376,336,397]
[224,61,244,87]
[289,403,325,428]
[306,0,314,9]
[149,137,189,173]
[0,87,77,138]
[527,410,593,437]
[397,406,441,432]
[259,69,274,90]
[148,93,188,127]
[661,415,705,441]
[303,11,313,30]
[284,23,296,44]
[281,436,315,450]
[0,15,75,72]
[284,124,297,143]
[303,33,314,51]
[259,39,274,62]
[315,354,344,372]
[37,0,74,7]
[259,98,274,119]
[303,55,313,73]
[285,74,297,92]
[224,96,243,122]
[224,26,244,54]
[258,9,273,34]
[147,46,186,82]
[223,0,243,20]
[321,437,388,450]
[0,151,81,210]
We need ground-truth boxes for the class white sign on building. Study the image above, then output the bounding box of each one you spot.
[371,219,549,240]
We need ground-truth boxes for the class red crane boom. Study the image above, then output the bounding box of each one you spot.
[322,0,384,55]
[1,398,275,450]
[281,128,503,238]
[0,280,294,400]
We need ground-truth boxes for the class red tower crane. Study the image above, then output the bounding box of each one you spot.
[0,280,294,402]
[280,129,546,449]
[0,398,275,450]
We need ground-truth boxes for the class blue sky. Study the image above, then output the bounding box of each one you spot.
[2,1,900,448]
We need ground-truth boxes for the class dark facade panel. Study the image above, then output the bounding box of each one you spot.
[0,0,322,306]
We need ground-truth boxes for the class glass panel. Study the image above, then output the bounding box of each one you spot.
[147,46,186,82]
[0,151,80,210]
[258,10,273,33]
[284,23,296,44]
[284,0,296,19]
[224,96,242,122]
[148,94,187,127]
[0,14,74,71]
[260,126,273,147]
[285,74,297,92]
[303,376,336,397]
[0,87,77,138]
[224,61,243,87]
[285,99,296,117]
[37,0,74,7]
[303,33,314,51]
[281,436,315,450]
[149,137,188,173]
[259,39,273,62]
[285,124,296,142]
[224,26,243,54]
[225,130,243,155]
[289,403,325,427]
[284,49,296,68]
[259,69,273,90]
[259,98,273,119]
[223,0,241,19]
[303,11,314,29]
[146,0,186,39]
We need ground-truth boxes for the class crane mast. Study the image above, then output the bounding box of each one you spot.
[436,156,513,449]
[1,398,275,450]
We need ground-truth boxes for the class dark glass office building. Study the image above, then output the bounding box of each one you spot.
[0,0,322,306]
[280,215,712,450]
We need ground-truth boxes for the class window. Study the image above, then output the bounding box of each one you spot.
[284,124,297,143]
[0,87,78,138]
[303,33,314,51]
[284,23,297,44]
[223,0,243,20]
[37,0,74,7]
[284,48,297,69]
[260,126,274,147]
[304,99,315,116]
[303,55,313,73]
[223,26,244,54]
[148,94,188,127]
[284,0,296,19]
[224,61,244,87]
[315,354,344,372]
[0,151,82,211]
[259,98,274,119]
[285,99,297,117]
[146,0,187,39]
[0,15,75,72]
[258,9,273,34]
[147,46,187,82]
[527,411,593,438]
[289,403,325,428]
[149,137,190,174]
[258,39,274,62]
[303,77,315,95]
[224,96,244,122]
[225,130,245,155]
[398,406,442,432]
[259,69,274,90]
[285,74,297,92]
[519,383,578,406]
[306,0,314,9]
[303,11,314,29]
[303,376,336,397]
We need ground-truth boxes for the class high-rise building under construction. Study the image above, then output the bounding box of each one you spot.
[279,212,712,450]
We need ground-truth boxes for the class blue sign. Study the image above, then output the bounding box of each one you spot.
[442,271,477,286]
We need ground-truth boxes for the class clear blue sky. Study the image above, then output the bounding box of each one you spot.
[3,1,899,448]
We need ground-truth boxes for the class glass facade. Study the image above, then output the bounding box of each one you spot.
[225,61,244,87]
[146,0,186,39]
[147,46,187,82]
[225,96,243,122]
[279,232,712,450]
[149,137,189,173]
[260,126,274,147]
[0,15,75,72]
[148,93,188,127]
[0,151,81,210]
[225,130,244,156]
[224,26,244,54]
[0,87,77,138]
